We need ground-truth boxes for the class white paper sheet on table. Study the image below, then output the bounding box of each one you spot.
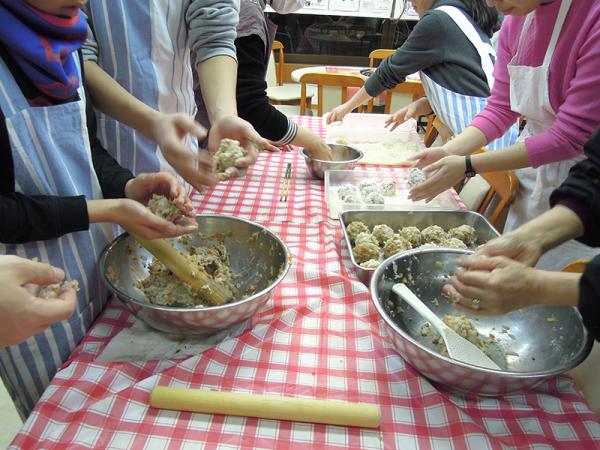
[324,115,423,165]
[96,317,249,363]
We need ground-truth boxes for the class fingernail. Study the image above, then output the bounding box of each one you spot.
[53,268,64,279]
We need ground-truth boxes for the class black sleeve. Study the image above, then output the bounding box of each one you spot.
[550,128,600,247]
[578,255,600,342]
[82,55,135,199]
[0,193,88,244]
[234,35,296,143]
[364,14,446,97]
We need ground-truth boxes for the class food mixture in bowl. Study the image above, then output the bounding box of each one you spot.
[421,314,497,357]
[136,237,238,308]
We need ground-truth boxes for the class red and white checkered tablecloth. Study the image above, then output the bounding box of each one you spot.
[191,116,464,223]
[10,117,600,449]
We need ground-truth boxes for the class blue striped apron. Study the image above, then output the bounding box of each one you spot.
[84,0,196,179]
[420,5,519,150]
[0,55,113,418]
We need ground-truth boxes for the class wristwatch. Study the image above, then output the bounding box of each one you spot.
[465,155,476,178]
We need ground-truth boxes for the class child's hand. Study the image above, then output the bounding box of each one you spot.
[124,172,193,216]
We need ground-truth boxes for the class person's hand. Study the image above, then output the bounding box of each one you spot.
[468,233,544,267]
[326,104,351,125]
[409,155,465,202]
[125,172,194,217]
[89,172,197,239]
[90,198,198,239]
[385,98,431,131]
[208,116,278,177]
[443,256,541,315]
[0,255,77,347]
[150,113,216,191]
[308,141,333,161]
[408,146,449,169]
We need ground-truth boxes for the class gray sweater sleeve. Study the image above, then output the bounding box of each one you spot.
[81,23,99,62]
[364,13,446,98]
[186,0,239,65]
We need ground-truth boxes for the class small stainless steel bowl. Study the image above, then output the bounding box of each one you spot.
[99,214,291,336]
[301,144,363,179]
[370,247,593,396]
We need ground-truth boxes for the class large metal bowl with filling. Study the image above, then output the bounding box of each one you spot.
[99,214,291,336]
[370,247,593,396]
[301,144,363,179]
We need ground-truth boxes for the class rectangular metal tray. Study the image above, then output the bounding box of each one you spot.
[339,210,500,285]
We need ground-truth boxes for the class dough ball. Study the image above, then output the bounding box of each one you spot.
[346,221,369,240]
[383,235,412,258]
[398,226,422,247]
[421,225,448,244]
[372,224,395,244]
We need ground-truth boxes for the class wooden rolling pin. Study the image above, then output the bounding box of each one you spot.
[130,232,233,306]
[149,387,381,429]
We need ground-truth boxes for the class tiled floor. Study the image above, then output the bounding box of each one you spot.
[0,380,21,449]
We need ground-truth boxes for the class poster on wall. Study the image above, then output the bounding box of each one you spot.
[287,0,396,17]
[360,0,393,13]
[303,0,328,10]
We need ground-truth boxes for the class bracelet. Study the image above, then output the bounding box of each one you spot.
[465,155,476,178]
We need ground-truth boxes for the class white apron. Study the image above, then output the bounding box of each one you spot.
[420,6,519,150]
[505,0,597,270]
[0,54,113,418]
[84,1,196,183]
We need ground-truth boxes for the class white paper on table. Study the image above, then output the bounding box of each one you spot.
[325,115,423,165]
[96,317,249,363]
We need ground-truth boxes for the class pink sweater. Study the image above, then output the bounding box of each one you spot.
[470,0,600,167]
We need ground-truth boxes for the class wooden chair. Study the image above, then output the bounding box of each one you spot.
[271,40,285,86]
[299,72,365,116]
[368,48,395,68]
[469,148,519,232]
[562,259,590,273]
[367,49,395,113]
[423,115,451,147]
[266,41,315,111]
[382,80,426,114]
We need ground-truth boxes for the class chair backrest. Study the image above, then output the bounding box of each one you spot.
[299,72,365,116]
[382,80,426,114]
[424,116,451,147]
[472,148,520,232]
[562,259,590,273]
[365,49,396,113]
[266,52,278,88]
[368,49,395,68]
[271,40,284,86]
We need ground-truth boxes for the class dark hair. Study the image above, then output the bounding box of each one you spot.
[462,0,500,38]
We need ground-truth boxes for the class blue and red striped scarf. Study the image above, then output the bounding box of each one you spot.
[0,1,87,104]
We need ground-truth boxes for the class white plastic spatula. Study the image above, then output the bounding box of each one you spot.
[392,283,501,370]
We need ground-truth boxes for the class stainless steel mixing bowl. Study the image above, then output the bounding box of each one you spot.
[99,214,291,336]
[370,248,593,396]
[301,144,363,179]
